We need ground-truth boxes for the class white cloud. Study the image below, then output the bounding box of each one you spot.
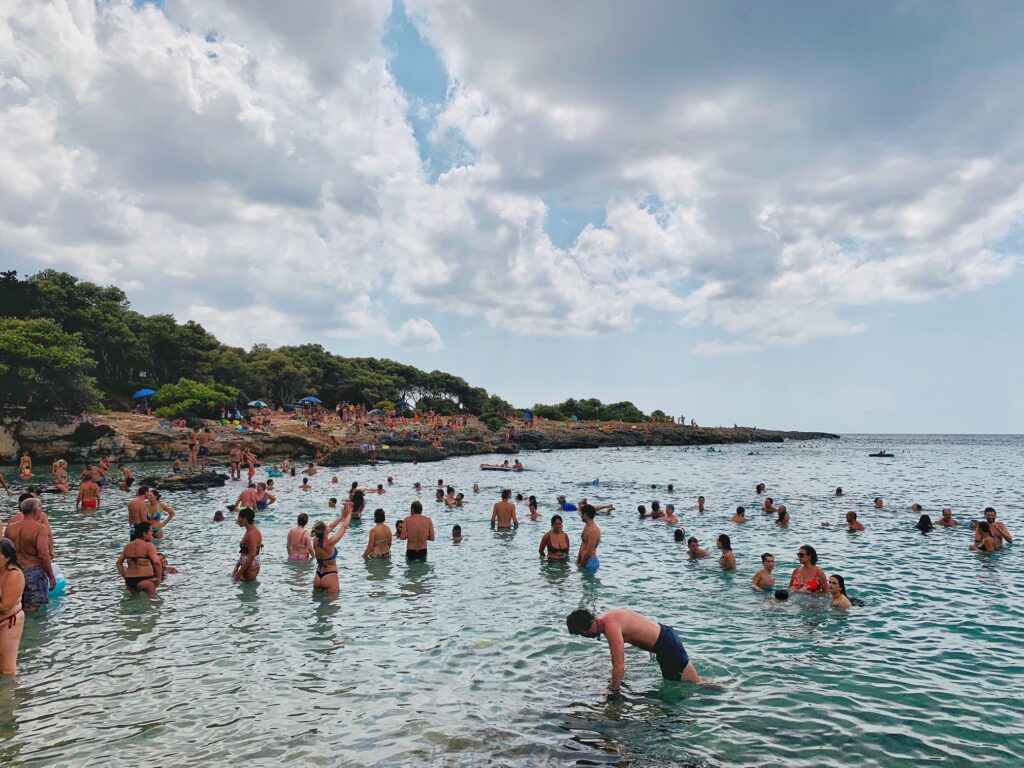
[2,0,1023,359]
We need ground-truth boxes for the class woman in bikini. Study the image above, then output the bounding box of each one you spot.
[362,509,392,559]
[17,453,32,479]
[287,513,314,560]
[187,429,200,470]
[233,508,263,582]
[0,539,26,674]
[147,490,176,540]
[538,515,571,561]
[789,545,828,593]
[115,522,162,597]
[312,511,353,593]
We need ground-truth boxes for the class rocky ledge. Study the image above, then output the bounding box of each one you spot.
[1,412,838,467]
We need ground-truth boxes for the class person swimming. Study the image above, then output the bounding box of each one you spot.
[731,506,747,523]
[829,574,852,609]
[915,514,934,533]
[752,553,775,592]
[716,534,736,570]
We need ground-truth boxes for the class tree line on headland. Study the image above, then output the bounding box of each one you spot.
[0,270,653,425]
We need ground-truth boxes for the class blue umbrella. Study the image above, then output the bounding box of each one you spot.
[299,396,322,404]
[133,388,156,399]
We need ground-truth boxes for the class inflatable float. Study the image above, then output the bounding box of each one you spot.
[50,563,68,597]
[869,452,894,458]
[479,464,524,472]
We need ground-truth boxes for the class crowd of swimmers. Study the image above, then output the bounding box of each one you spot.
[0,450,1014,691]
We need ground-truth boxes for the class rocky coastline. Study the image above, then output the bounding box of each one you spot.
[0,411,838,468]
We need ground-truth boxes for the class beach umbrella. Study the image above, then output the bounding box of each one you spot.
[299,396,322,404]
[132,388,156,399]
[247,400,269,408]
[368,408,383,416]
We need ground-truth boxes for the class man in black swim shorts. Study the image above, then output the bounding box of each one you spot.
[566,607,702,691]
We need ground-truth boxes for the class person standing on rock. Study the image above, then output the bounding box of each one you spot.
[198,428,214,471]
[77,474,101,511]
[229,445,242,481]
[188,428,200,470]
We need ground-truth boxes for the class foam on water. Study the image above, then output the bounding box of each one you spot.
[1,434,1021,766]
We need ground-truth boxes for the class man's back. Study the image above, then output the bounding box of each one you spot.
[403,514,434,550]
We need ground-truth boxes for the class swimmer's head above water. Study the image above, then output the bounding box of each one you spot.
[566,609,598,637]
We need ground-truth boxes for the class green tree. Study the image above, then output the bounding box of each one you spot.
[151,378,241,420]
[0,317,102,415]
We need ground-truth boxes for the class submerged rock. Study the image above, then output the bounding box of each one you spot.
[141,472,228,491]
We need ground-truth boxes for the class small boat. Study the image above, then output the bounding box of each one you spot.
[869,452,894,458]
[480,463,524,471]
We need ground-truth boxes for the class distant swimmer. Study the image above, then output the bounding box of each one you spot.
[686,537,710,559]
[650,501,663,519]
[775,505,790,527]
[363,509,392,559]
[539,515,570,561]
[756,483,766,494]
[513,459,524,471]
[116,521,162,597]
[910,503,923,513]
[834,487,843,496]
[763,497,776,514]
[716,534,736,570]
[579,498,614,515]
[984,507,1012,544]
[751,553,776,592]
[790,545,827,593]
[846,511,864,532]
[232,508,263,583]
[673,528,686,542]
[697,496,706,512]
[874,497,884,509]
[565,608,703,691]
[663,505,678,524]
[829,575,852,610]
[937,508,959,527]
[731,506,747,523]
[300,478,311,491]
[526,496,540,519]
[576,506,601,571]
[491,489,519,531]
[915,515,934,534]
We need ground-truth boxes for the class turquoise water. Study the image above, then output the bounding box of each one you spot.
[1,434,1022,767]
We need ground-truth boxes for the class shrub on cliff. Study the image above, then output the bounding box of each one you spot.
[0,317,103,415]
[153,379,241,420]
[480,413,507,432]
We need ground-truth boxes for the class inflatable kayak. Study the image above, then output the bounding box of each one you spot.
[480,464,523,471]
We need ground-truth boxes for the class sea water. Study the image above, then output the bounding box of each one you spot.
[0,434,1021,767]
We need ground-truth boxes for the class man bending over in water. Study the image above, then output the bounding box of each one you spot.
[566,608,702,692]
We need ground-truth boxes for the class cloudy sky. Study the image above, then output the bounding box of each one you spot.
[2,0,1023,432]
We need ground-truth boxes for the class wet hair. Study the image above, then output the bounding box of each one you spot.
[984,506,996,515]
[774,589,790,601]
[800,544,818,564]
[674,528,684,542]
[352,491,366,516]
[377,484,384,491]
[637,505,647,518]
[515,493,524,501]
[411,501,423,514]
[374,508,386,524]
[351,481,359,491]
[581,505,596,520]
[667,484,674,492]
[776,508,788,523]
[765,496,774,505]
[756,483,766,493]
[134,521,152,536]
[834,487,843,496]
[831,574,848,596]
[873,496,882,504]
[312,520,327,543]
[916,514,934,533]
[290,467,296,476]
[566,609,596,635]
[452,525,461,535]
[551,514,563,526]
[687,537,698,546]
[978,521,991,535]
[717,534,732,551]
[448,486,455,494]
[297,513,308,526]
[213,510,225,522]
[502,489,511,500]
[761,552,774,563]
[735,506,745,516]
[301,477,309,485]
[651,501,661,512]
[529,496,537,506]
[847,511,858,520]
[328,498,337,505]
[237,508,255,524]
[698,495,705,502]
[0,539,22,570]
